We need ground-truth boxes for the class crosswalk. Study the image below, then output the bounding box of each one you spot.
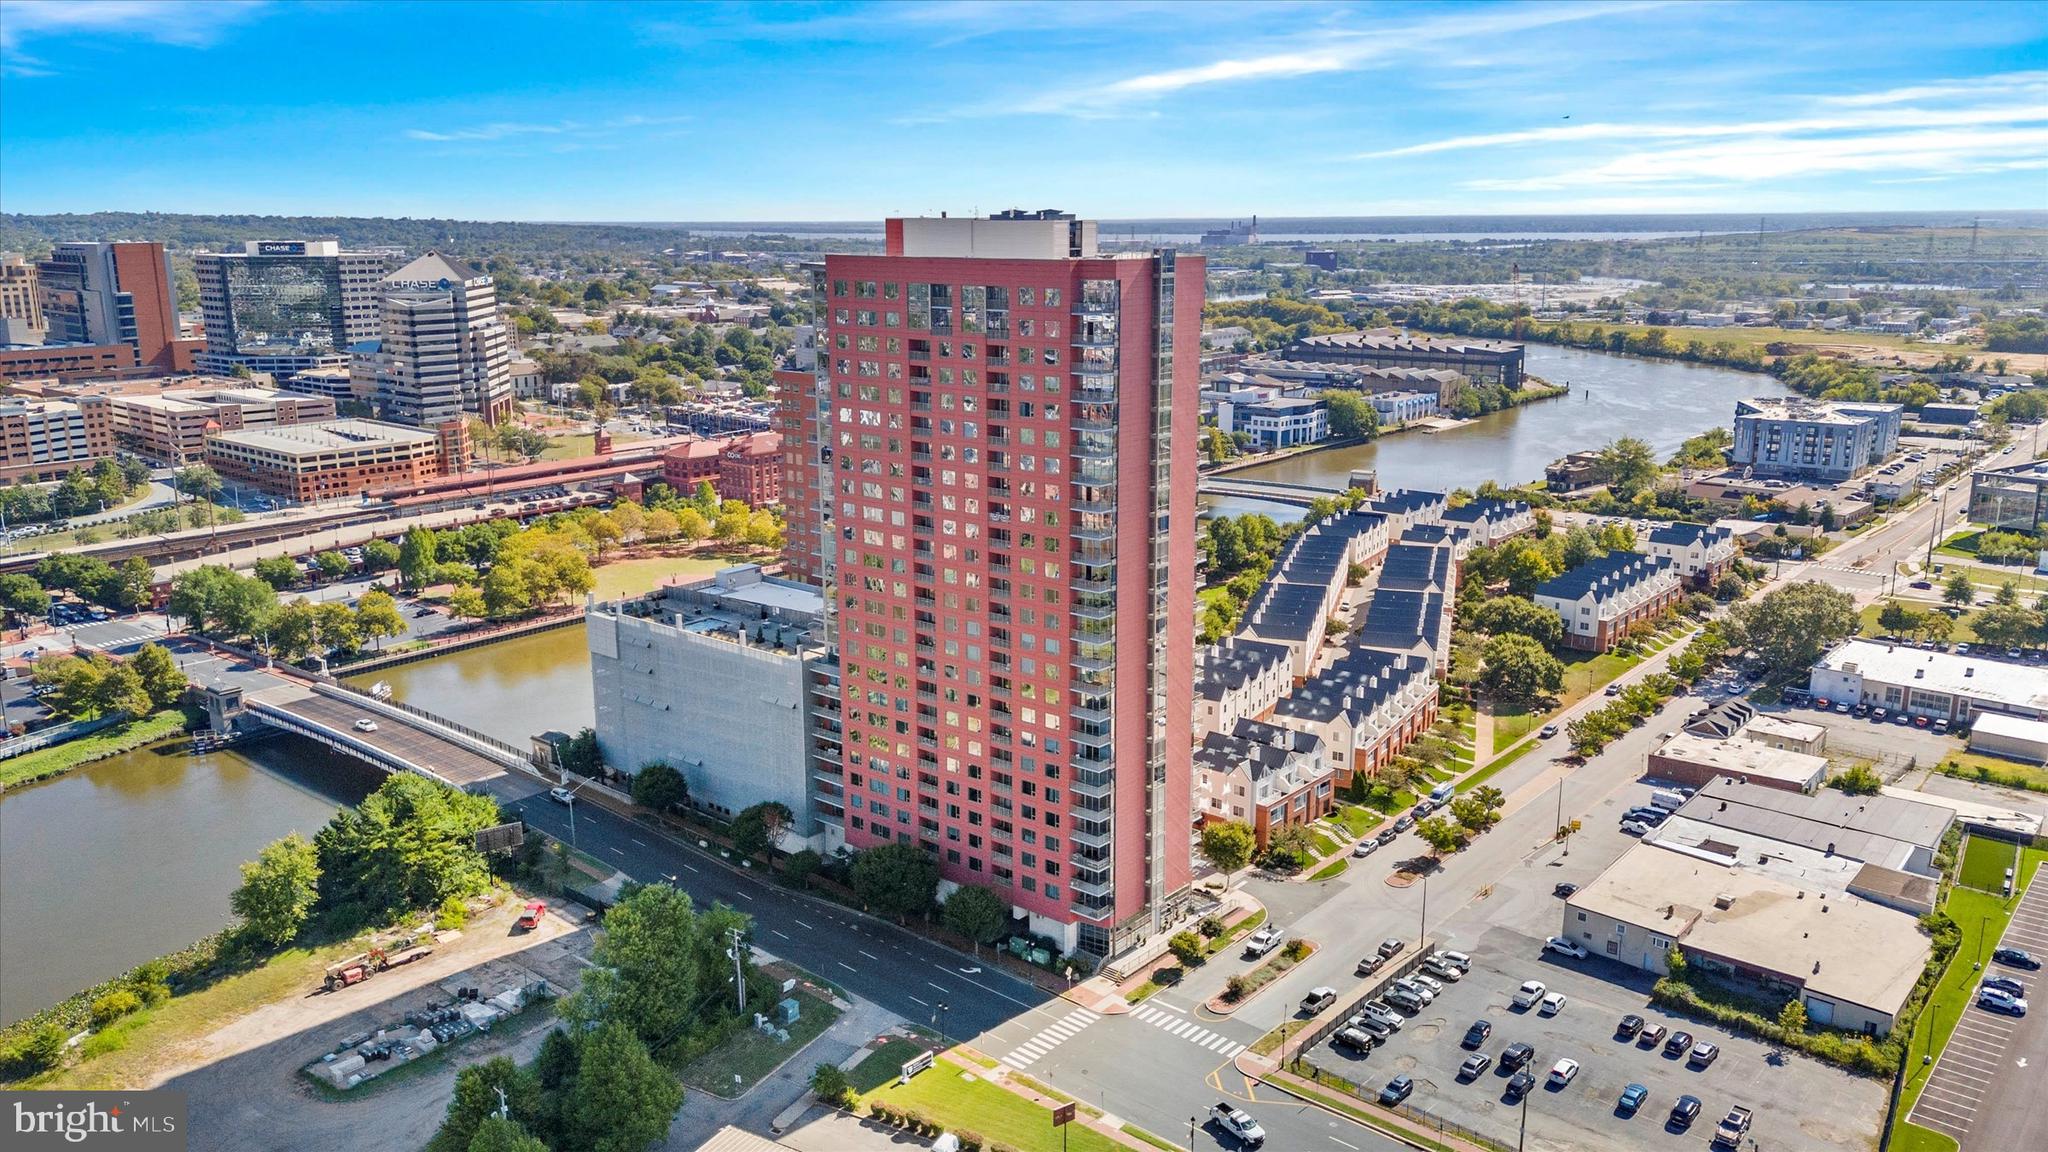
[999,1006,1101,1070]
[1127,1002,1248,1058]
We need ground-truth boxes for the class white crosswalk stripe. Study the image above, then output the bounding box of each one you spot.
[999,1007,1101,1068]
[1128,1004,1249,1058]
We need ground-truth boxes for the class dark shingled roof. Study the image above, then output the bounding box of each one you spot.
[1195,638,1292,701]
[1443,497,1530,527]
[1242,581,1328,643]
[1273,649,1434,725]
[1378,542,1454,594]
[1535,552,1675,603]
[1194,717,1325,782]
[1353,588,1446,653]
[1645,522,1734,548]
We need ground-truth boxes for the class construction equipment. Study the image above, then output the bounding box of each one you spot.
[321,937,436,992]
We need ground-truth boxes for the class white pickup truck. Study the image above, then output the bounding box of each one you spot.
[1242,925,1285,957]
[1210,1102,1266,1147]
[1712,1105,1753,1148]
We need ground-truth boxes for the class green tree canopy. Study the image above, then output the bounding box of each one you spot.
[567,1022,682,1152]
[850,842,940,921]
[629,761,687,813]
[1479,633,1566,706]
[940,884,1010,951]
[569,883,707,1050]
[313,773,500,918]
[1470,595,1563,648]
[1198,820,1257,880]
[1725,581,1857,676]
[230,832,321,948]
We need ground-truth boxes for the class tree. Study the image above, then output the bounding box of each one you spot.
[941,884,1010,953]
[400,526,441,589]
[1414,815,1466,857]
[1594,436,1658,497]
[230,832,321,948]
[1317,389,1380,439]
[1726,581,1856,677]
[94,663,153,718]
[629,761,687,813]
[173,464,223,504]
[254,555,299,590]
[1777,997,1809,1034]
[1666,945,1689,982]
[1997,580,2023,607]
[729,800,794,862]
[361,538,401,572]
[1944,571,1976,608]
[448,583,487,622]
[0,573,49,622]
[1199,820,1257,884]
[570,883,704,1049]
[1826,763,1884,796]
[567,1022,683,1152]
[354,589,406,650]
[1471,596,1563,648]
[1169,930,1206,967]
[313,773,501,917]
[465,1116,549,1152]
[127,642,188,710]
[1262,821,1316,869]
[810,1062,852,1109]
[314,550,350,581]
[1449,793,1501,836]
[1971,602,2041,648]
[1479,633,1566,706]
[1876,599,1921,636]
[850,842,940,921]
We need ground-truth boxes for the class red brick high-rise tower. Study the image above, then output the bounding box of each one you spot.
[793,211,1202,956]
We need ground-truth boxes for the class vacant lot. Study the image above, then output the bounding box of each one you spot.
[1960,835,2019,893]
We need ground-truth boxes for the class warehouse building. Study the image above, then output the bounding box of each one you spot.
[1810,638,2048,724]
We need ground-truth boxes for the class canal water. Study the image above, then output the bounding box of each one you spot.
[1202,345,1794,518]
[0,626,598,1027]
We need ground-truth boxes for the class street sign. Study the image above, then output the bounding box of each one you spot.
[900,1050,935,1085]
[1052,1102,1077,1127]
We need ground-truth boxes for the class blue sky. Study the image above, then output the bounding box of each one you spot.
[2,0,2043,220]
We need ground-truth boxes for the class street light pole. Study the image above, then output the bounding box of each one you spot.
[1419,869,1430,946]
[1518,1089,1530,1151]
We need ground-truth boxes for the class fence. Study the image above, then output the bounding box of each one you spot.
[317,682,528,765]
[0,713,124,761]
[1279,935,1438,1068]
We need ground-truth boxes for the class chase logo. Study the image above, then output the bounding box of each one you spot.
[4,1091,186,1150]
[256,241,306,256]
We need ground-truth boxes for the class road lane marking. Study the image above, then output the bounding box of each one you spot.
[772,930,790,940]
[794,919,815,929]
[607,846,625,857]
[860,950,880,960]
[737,891,754,900]
[1330,1140,1359,1150]
[631,838,647,846]
[683,864,700,873]
[837,962,857,973]
[908,995,929,1007]
[928,982,950,993]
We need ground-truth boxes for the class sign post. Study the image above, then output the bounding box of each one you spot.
[1052,1101,1076,1151]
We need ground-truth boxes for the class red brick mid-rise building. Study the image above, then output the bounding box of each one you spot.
[791,212,1203,956]
[661,430,783,507]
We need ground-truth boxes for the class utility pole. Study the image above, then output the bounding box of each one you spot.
[730,926,748,1014]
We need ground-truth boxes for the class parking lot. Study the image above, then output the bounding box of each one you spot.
[1908,856,2048,1152]
[1298,761,1888,1152]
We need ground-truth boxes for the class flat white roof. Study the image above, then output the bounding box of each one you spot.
[207,419,438,454]
[1967,711,2048,743]
[1745,714,1827,743]
[1568,842,1931,1018]
[1818,638,2048,716]
[1656,732,1829,787]
[1879,785,2042,837]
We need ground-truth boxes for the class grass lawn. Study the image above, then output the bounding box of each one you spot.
[592,552,753,599]
[863,1057,1125,1152]
[1205,908,1267,957]
[1307,857,1349,881]
[1491,707,1540,753]
[1307,829,1343,858]
[1958,835,2019,893]
[1857,602,1982,644]
[678,986,840,1097]
[1937,750,2048,794]
[848,1036,931,1094]
[1359,786,1421,815]
[0,710,189,790]
[535,430,650,461]
[1457,739,1540,794]
[1891,846,2048,1152]
[1326,805,1383,837]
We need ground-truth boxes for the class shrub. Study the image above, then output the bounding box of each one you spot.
[810,1062,851,1108]
[1281,939,1311,962]
[1224,975,1252,1002]
[0,1023,69,1078]
[1168,931,1205,967]
[129,960,172,1007]
[435,895,469,931]
[89,990,143,1029]
[1199,915,1226,938]
[955,1131,984,1151]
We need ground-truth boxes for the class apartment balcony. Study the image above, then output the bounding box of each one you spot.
[1072,523,1116,545]
[1070,874,1114,900]
[1072,821,1112,849]
[1070,600,1114,625]
[1076,376,1117,404]
[1072,650,1115,675]
[1073,576,1116,596]
[1072,771,1113,800]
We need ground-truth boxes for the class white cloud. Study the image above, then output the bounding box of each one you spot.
[0,0,267,72]
[403,115,689,145]
[1818,70,2048,106]
[405,123,575,143]
[1462,127,2048,192]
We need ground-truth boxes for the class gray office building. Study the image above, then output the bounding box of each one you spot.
[1730,397,1902,481]
[586,565,842,849]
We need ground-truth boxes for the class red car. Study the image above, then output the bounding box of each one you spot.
[516,901,546,932]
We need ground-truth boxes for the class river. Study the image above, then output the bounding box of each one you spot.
[0,626,598,1027]
[1203,345,1794,518]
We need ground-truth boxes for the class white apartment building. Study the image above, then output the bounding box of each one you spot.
[1731,397,1903,482]
[1367,389,1437,427]
[1192,718,1333,849]
[1639,522,1738,587]
[1534,552,1682,652]
[1217,395,1328,448]
[1440,497,1536,547]
[1192,637,1292,737]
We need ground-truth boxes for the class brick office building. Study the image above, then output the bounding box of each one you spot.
[790,211,1203,956]
[661,430,784,507]
[204,418,466,502]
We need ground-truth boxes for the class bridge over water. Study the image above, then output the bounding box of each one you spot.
[1196,476,1343,507]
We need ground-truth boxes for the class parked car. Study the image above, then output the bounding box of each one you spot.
[1392,977,1435,1005]
[1458,1053,1493,1080]
[1638,1022,1668,1047]
[1982,974,2026,998]
[1548,1058,1580,1086]
[1384,987,1426,1014]
[1393,814,1415,833]
[353,718,380,732]
[1512,980,1547,1009]
[1356,954,1386,977]
[1209,1103,1265,1148]
[1375,827,1400,846]
[1605,683,1624,696]
[1978,988,2028,1016]
[1500,1042,1537,1071]
[1543,936,1589,960]
[1617,1014,1645,1039]
[1621,819,1653,836]
[1334,1027,1377,1054]
[1665,1031,1695,1057]
[1506,1070,1536,1100]
[1539,992,1568,1015]
[1378,938,1406,958]
[1351,1015,1395,1042]
[1619,1084,1649,1115]
[1300,987,1338,1015]
[548,786,576,805]
[1379,1074,1415,1105]
[1409,972,1444,997]
[1689,1042,1719,1068]
[1358,1002,1404,1032]
[1993,946,2041,969]
[1352,838,1379,858]
[1461,1020,1492,1049]
[1670,1095,1703,1129]
[1244,926,1285,957]
[1434,950,1473,973]
[1422,955,1463,981]
[1553,882,1579,898]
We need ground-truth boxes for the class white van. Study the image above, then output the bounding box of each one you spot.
[1649,789,1688,813]
[1430,781,1457,804]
